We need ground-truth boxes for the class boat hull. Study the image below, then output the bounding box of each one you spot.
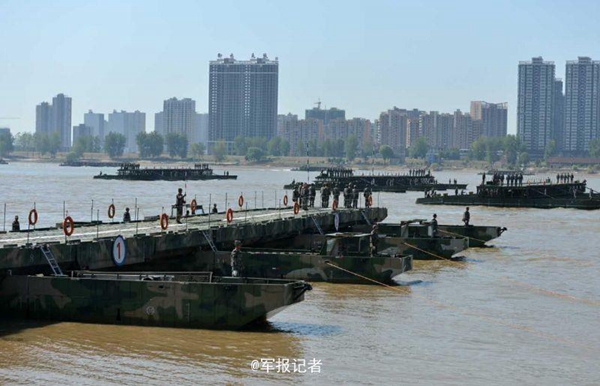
[0,272,310,330]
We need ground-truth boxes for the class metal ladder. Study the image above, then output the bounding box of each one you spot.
[40,245,64,276]
[361,210,372,226]
[311,217,324,235]
[202,230,218,252]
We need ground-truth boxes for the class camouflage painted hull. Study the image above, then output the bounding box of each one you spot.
[0,272,311,330]
[375,236,468,260]
[437,225,507,248]
[375,223,505,250]
[416,194,600,209]
[210,251,412,285]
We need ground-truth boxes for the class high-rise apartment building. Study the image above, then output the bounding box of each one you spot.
[84,110,105,140]
[379,108,407,161]
[35,102,52,135]
[470,101,507,138]
[277,114,322,156]
[35,94,72,148]
[107,110,146,153]
[305,105,345,125]
[162,98,196,140]
[72,124,93,144]
[208,53,279,151]
[517,57,555,154]
[564,56,600,154]
[553,79,565,152]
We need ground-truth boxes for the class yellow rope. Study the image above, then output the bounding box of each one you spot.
[400,241,455,262]
[325,261,592,351]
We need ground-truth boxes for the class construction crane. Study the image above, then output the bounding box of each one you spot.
[314,99,322,110]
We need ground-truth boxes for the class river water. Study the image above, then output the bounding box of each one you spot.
[0,163,599,385]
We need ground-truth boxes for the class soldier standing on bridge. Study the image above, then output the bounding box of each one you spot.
[363,186,372,207]
[370,224,379,256]
[352,185,359,209]
[463,207,470,226]
[343,184,351,208]
[309,184,316,208]
[175,188,186,224]
[430,214,438,237]
[231,240,243,277]
[321,184,331,208]
[333,185,340,206]
[11,216,20,232]
[123,208,131,222]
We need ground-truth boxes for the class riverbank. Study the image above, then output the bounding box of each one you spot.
[4,151,599,174]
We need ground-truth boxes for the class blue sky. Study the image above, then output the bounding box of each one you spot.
[1,0,600,134]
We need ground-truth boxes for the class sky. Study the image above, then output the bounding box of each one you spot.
[1,0,600,135]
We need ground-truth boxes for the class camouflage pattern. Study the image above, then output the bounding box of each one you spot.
[416,189,600,209]
[0,271,311,330]
[186,234,413,285]
[0,207,387,275]
[375,223,506,248]
[291,231,466,261]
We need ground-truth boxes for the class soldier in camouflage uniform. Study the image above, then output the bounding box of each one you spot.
[352,185,359,209]
[321,184,331,208]
[231,240,243,277]
[333,185,340,206]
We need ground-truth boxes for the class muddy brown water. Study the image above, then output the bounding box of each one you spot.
[0,163,599,385]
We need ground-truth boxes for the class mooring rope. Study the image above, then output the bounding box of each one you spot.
[400,241,455,262]
[437,229,488,244]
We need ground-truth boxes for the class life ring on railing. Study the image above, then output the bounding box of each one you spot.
[28,209,38,226]
[108,204,116,219]
[190,199,197,212]
[238,195,244,208]
[283,195,288,206]
[293,202,300,215]
[332,200,338,211]
[63,216,75,236]
[160,213,169,230]
[226,208,234,223]
[367,195,373,207]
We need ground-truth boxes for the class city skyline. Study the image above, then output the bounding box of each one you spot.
[3,1,600,136]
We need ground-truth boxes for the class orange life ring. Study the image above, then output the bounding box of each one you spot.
[63,216,74,236]
[367,195,373,207]
[108,204,116,219]
[226,208,234,223]
[283,195,289,206]
[238,195,244,208]
[28,209,38,225]
[332,200,338,211]
[190,199,197,212]
[160,213,168,230]
[293,202,300,215]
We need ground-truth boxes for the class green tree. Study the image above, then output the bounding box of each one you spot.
[345,135,358,160]
[137,132,164,158]
[190,143,206,160]
[361,139,375,159]
[104,132,126,158]
[279,139,290,156]
[14,132,34,153]
[65,151,81,163]
[588,138,600,158]
[34,133,49,155]
[380,145,394,163]
[503,135,520,166]
[245,146,265,162]
[72,135,97,155]
[267,137,282,156]
[0,131,14,157]
[213,141,227,162]
[470,137,486,160]
[165,133,188,158]
[48,132,61,157]
[544,139,556,161]
[409,137,429,159]
[517,151,529,166]
[234,136,247,156]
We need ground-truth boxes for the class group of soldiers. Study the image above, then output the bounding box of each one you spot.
[556,173,575,184]
[408,169,430,176]
[483,172,524,187]
[291,183,374,209]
